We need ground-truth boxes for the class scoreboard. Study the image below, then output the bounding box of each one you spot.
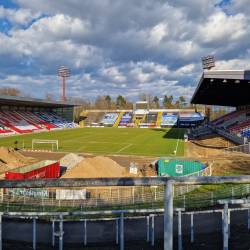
[133,101,149,114]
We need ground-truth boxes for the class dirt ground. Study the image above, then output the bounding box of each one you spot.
[185,133,237,158]
[2,224,250,250]
[21,151,158,178]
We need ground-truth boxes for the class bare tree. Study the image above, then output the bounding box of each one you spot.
[45,92,57,101]
[0,87,32,98]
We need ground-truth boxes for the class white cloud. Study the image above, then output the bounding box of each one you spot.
[0,0,250,103]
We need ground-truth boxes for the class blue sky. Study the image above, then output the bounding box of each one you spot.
[0,0,250,103]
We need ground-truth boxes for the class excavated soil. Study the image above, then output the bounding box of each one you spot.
[61,155,157,179]
[0,146,38,176]
[61,156,125,178]
[186,133,238,158]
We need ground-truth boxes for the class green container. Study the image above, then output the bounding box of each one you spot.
[158,157,202,177]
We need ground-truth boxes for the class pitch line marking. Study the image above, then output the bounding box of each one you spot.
[175,129,182,154]
[76,147,85,151]
[117,143,132,153]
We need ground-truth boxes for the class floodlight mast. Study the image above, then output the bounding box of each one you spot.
[58,66,70,102]
[201,55,215,71]
[201,55,216,123]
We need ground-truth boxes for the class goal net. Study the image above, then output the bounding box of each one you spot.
[32,139,58,151]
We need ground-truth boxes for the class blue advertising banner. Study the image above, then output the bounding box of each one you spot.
[119,113,132,124]
[161,114,178,125]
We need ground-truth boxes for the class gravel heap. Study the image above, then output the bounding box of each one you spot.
[60,153,85,171]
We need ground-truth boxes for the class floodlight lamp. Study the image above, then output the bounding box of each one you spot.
[58,66,70,77]
[201,55,216,70]
[210,79,214,82]
[223,79,227,83]
[235,80,240,83]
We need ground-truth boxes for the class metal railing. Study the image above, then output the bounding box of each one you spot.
[1,176,250,250]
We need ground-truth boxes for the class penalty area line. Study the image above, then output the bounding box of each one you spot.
[117,143,132,153]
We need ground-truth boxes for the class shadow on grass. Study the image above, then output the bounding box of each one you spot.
[150,128,183,139]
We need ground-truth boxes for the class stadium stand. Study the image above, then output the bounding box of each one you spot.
[228,118,250,132]
[221,109,250,129]
[17,111,57,130]
[31,111,78,129]
[99,113,119,127]
[193,126,213,137]
[212,109,246,125]
[80,111,106,127]
[144,113,157,124]
[0,110,44,133]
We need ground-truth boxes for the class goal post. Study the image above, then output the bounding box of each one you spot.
[32,139,58,151]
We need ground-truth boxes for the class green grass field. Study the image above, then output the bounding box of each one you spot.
[0,128,184,157]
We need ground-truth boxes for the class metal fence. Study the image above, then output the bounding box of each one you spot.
[1,183,249,219]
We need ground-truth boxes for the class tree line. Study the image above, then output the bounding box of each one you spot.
[0,87,203,121]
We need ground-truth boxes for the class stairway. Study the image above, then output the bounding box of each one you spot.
[113,112,124,127]
[79,111,88,127]
[156,112,163,127]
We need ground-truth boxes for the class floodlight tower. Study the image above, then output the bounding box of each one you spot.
[58,66,70,102]
[201,55,216,123]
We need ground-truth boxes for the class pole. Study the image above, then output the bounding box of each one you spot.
[147,216,149,242]
[178,210,182,250]
[63,76,66,102]
[116,219,119,244]
[0,215,2,250]
[164,184,173,250]
[84,220,87,245]
[120,213,124,250]
[52,220,55,246]
[191,213,194,243]
[151,215,154,246]
[59,215,63,250]
[223,204,228,250]
[33,218,36,250]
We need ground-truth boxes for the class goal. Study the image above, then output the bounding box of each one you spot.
[32,139,58,151]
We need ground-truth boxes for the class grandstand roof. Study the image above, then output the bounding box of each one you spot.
[0,95,82,108]
[190,70,250,107]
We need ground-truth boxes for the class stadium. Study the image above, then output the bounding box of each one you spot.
[1,68,250,249]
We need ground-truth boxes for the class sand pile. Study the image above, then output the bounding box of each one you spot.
[0,146,31,164]
[60,153,84,171]
[0,146,38,175]
[61,156,125,178]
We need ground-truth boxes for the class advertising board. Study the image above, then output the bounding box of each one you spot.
[161,114,178,125]
[7,188,49,199]
[101,113,119,124]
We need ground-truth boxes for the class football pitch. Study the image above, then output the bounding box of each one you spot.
[0,128,185,157]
